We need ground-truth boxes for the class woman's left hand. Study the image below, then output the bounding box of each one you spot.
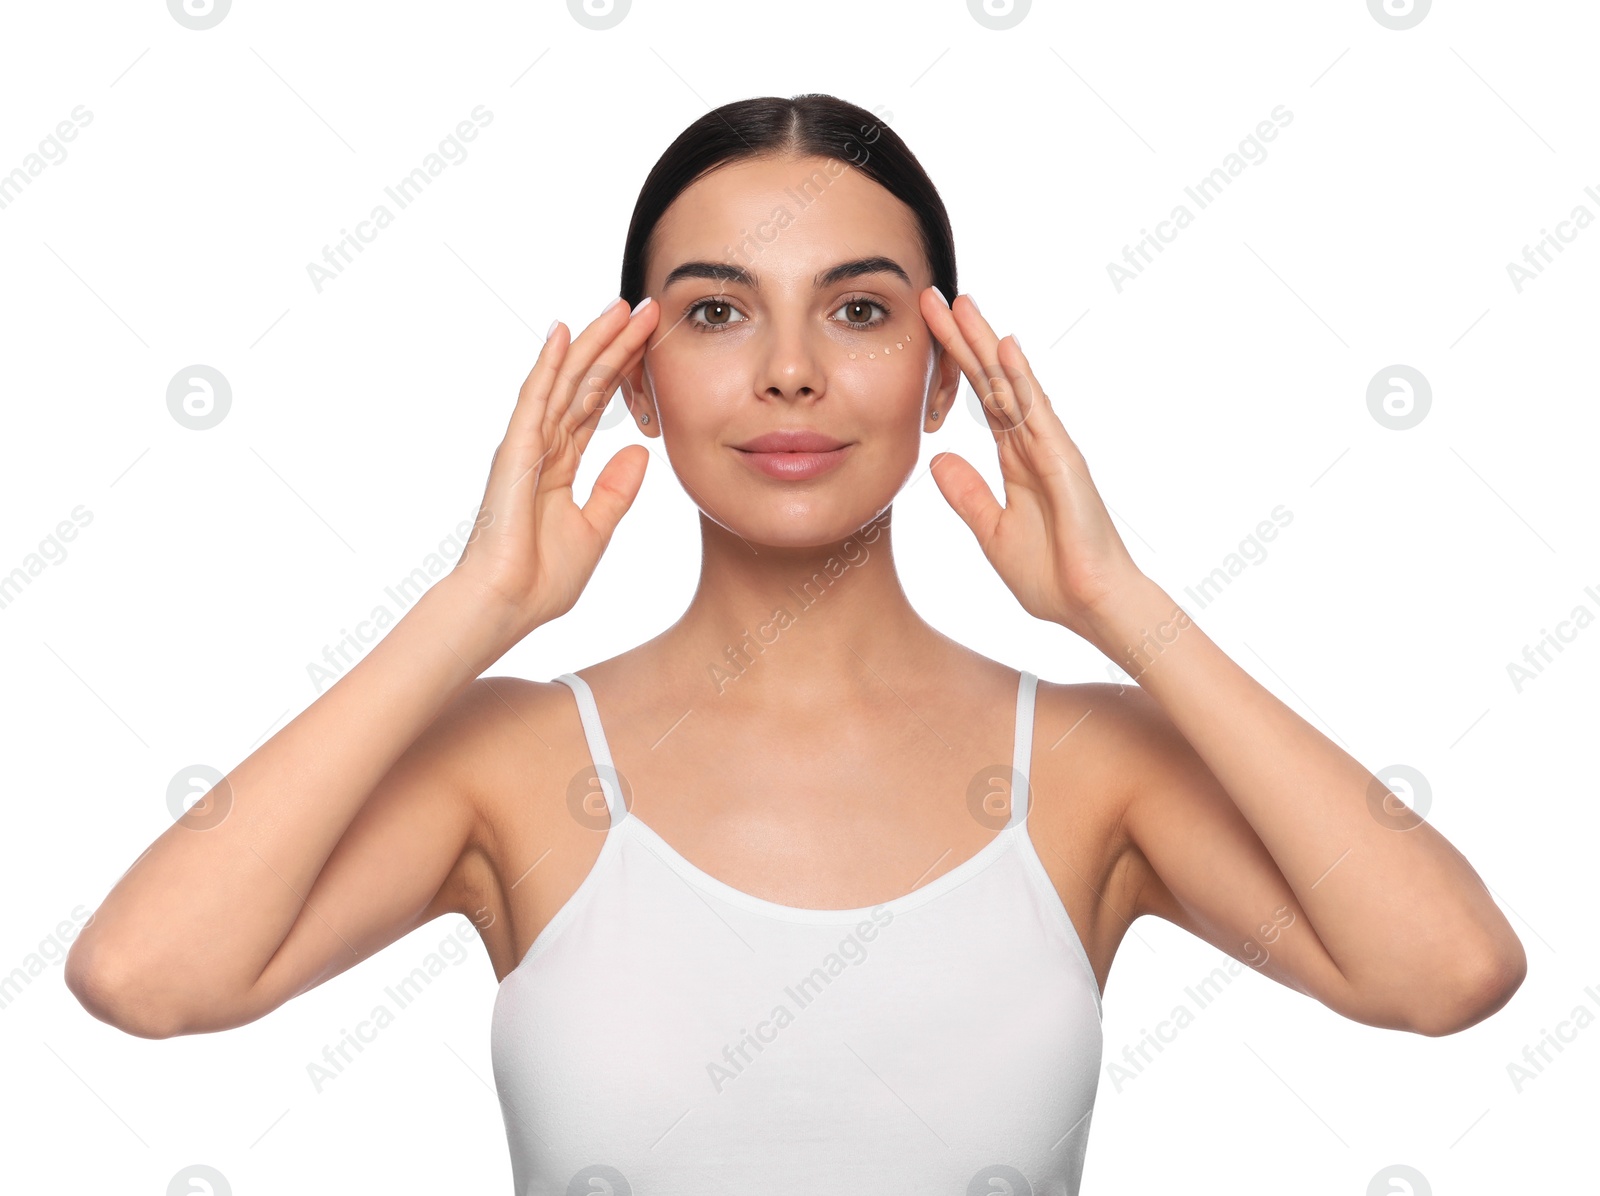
[918,287,1149,642]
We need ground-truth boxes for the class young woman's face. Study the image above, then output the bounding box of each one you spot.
[627,153,959,549]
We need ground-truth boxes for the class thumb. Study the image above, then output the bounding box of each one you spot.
[929,451,1003,548]
[580,443,649,542]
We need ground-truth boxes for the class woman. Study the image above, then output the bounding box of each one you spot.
[66,94,1526,1193]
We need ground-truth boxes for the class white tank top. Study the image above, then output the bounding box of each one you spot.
[491,669,1103,1194]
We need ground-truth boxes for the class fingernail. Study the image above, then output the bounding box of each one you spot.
[630,296,653,315]
[599,295,624,317]
[931,286,950,308]
[546,319,560,339]
[1011,333,1023,352]
[964,293,980,314]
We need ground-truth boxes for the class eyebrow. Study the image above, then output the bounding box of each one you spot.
[660,255,913,292]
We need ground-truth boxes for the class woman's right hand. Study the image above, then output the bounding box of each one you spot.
[448,294,660,642]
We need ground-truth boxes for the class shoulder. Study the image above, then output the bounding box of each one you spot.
[1024,678,1186,932]
[424,676,590,926]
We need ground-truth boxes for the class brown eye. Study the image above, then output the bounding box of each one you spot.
[832,297,889,328]
[687,298,747,331]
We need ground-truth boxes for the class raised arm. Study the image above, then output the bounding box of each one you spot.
[917,286,1525,1035]
[66,295,660,1036]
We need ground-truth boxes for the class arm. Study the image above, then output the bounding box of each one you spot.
[65,296,660,1037]
[1086,587,1524,1035]
[916,286,1525,1036]
[65,586,510,1038]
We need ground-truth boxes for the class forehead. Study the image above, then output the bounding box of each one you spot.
[646,153,928,288]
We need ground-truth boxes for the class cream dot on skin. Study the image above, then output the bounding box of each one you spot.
[848,352,856,360]
[896,342,903,349]
[868,352,875,359]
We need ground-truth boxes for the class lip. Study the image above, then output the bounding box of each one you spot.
[733,429,848,452]
[730,431,854,481]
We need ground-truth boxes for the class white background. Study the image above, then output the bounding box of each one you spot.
[2,0,1595,1192]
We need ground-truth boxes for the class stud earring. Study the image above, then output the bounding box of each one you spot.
[640,412,650,425]
[930,410,940,420]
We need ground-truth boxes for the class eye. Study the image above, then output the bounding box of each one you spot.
[831,296,891,329]
[685,297,748,332]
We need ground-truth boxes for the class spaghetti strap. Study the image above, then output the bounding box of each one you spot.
[1009,670,1038,828]
[553,672,626,828]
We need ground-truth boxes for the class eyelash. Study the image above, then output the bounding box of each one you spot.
[681,293,894,333]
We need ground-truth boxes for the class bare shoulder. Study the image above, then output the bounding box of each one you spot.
[1022,677,1181,986]
[434,674,608,982]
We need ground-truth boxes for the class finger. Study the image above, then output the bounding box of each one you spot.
[929,450,1004,550]
[579,443,650,543]
[487,327,571,506]
[948,294,1033,433]
[919,289,1020,437]
[503,323,570,454]
[571,338,648,459]
[993,336,1059,442]
[549,297,658,432]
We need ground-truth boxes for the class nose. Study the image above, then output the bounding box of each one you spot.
[756,318,823,403]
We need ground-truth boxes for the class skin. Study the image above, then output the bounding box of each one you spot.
[66,152,1525,1043]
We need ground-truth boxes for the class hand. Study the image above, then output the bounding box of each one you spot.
[449,295,660,639]
[918,287,1148,641]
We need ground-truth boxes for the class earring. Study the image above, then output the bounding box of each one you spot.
[640,412,650,425]
[930,410,940,420]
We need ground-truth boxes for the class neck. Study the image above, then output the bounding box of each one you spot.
[655,508,945,704]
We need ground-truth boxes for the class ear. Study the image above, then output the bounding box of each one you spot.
[928,341,962,424]
[621,353,658,436]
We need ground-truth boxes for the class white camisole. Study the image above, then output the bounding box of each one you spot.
[491,669,1104,1194]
